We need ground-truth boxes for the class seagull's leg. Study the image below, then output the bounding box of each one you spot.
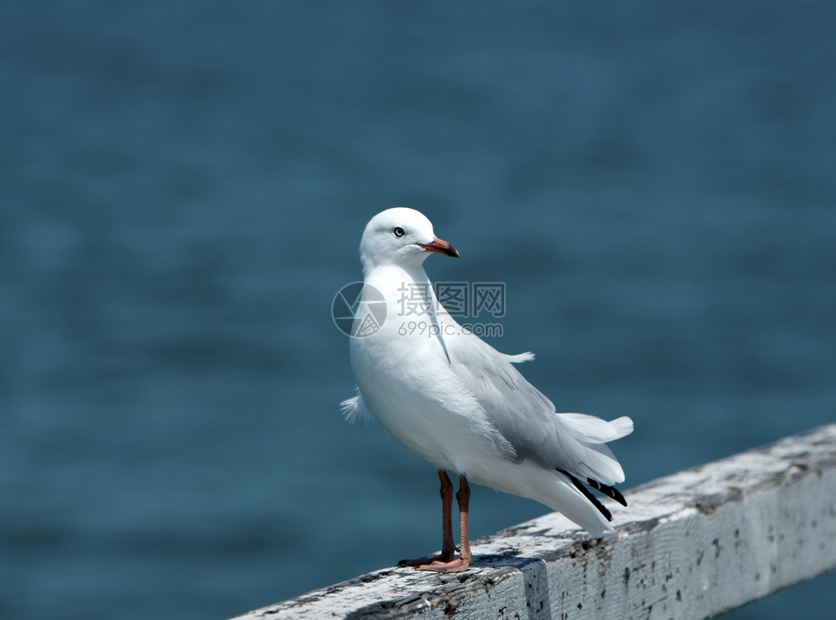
[398,470,457,567]
[413,474,472,573]
[455,475,472,568]
[438,471,458,559]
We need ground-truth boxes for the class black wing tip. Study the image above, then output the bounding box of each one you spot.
[558,470,614,522]
[586,477,628,507]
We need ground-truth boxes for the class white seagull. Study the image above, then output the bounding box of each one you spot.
[341,207,633,572]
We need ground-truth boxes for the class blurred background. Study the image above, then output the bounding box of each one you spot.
[1,1,835,619]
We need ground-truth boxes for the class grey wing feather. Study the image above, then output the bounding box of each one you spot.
[448,335,631,486]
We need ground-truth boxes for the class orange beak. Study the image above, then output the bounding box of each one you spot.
[416,237,460,258]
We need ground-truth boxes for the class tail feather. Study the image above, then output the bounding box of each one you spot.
[555,413,633,487]
[558,413,634,443]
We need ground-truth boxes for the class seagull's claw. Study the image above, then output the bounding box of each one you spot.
[397,550,455,568]
[398,552,470,573]
[414,557,471,573]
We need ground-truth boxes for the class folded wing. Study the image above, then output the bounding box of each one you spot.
[447,334,632,487]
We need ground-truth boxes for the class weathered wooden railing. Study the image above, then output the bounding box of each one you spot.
[231,424,836,619]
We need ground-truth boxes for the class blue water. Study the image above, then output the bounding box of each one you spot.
[2,2,835,618]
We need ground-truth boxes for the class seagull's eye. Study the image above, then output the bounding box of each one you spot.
[393,227,405,238]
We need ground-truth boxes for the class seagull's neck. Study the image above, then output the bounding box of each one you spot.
[363,262,430,288]
[362,260,453,363]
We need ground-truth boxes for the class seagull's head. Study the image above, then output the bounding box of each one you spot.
[359,207,459,273]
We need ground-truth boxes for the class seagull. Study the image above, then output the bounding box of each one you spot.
[341,207,633,572]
